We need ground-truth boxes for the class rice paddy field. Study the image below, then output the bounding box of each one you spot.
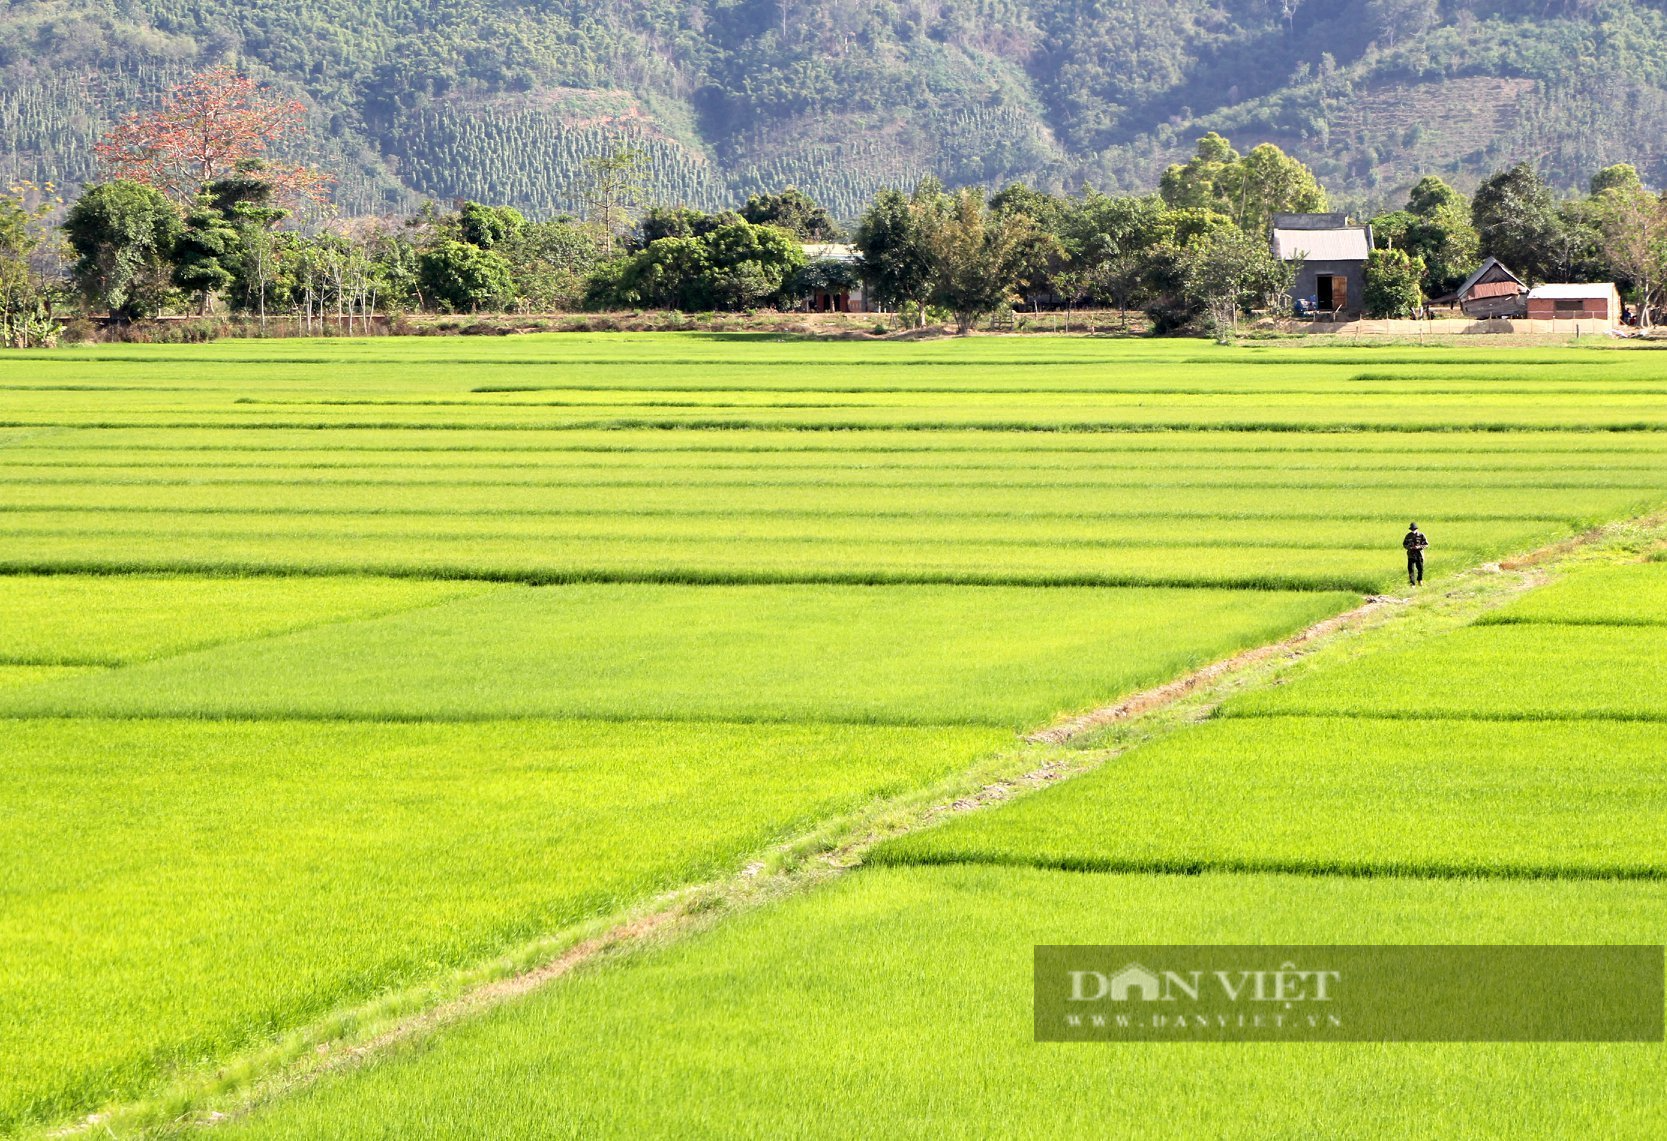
[3,333,1666,1138]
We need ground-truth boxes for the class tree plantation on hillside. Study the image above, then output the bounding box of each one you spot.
[5,97,1666,346]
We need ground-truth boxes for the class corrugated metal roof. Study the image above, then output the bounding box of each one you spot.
[802,243,858,261]
[1272,227,1370,262]
[1528,283,1616,299]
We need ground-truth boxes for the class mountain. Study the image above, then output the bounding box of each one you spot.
[3,0,1665,221]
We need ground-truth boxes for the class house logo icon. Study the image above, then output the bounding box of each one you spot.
[1108,962,1162,1001]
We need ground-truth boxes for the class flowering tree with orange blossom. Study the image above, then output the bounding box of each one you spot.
[94,67,331,206]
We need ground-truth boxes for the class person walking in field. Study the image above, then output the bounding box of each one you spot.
[1403,522,1429,586]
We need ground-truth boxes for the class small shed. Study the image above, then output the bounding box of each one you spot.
[1271,213,1373,318]
[1433,258,1527,319]
[1525,283,1621,324]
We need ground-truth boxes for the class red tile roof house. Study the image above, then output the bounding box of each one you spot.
[1525,283,1622,324]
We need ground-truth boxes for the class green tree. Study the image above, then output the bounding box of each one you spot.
[1363,247,1425,318]
[171,203,239,313]
[1160,134,1325,234]
[458,202,526,250]
[853,187,936,323]
[62,180,182,320]
[586,217,802,311]
[987,184,1068,305]
[1408,176,1464,217]
[740,187,839,240]
[699,219,806,309]
[917,189,1040,334]
[1058,192,1166,317]
[1158,133,1239,214]
[0,190,60,347]
[582,147,647,258]
[1592,182,1667,329]
[417,240,515,312]
[1373,177,1478,296]
[501,219,600,311]
[1590,164,1643,197]
[1223,143,1328,235]
[1472,163,1564,283]
[590,237,707,309]
[636,206,711,247]
[1177,226,1292,340]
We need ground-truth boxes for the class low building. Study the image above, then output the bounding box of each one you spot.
[1271,213,1373,318]
[1432,258,1528,319]
[799,243,867,313]
[1525,283,1621,324]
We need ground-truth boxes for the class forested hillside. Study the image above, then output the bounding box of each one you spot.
[3,0,1665,219]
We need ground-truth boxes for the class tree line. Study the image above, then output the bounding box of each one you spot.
[3,70,1666,347]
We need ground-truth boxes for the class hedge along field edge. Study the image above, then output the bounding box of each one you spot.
[869,849,1667,883]
[37,510,1667,1141]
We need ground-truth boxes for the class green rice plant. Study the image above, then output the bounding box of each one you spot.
[0,664,90,689]
[220,864,1667,1140]
[1,476,1647,530]
[1228,624,1667,721]
[0,505,1567,554]
[0,584,1354,726]
[0,718,1004,1133]
[0,530,1441,592]
[874,717,1667,878]
[3,333,1666,1136]
[0,574,492,665]
[1481,563,1667,627]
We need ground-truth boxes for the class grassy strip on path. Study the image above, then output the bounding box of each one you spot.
[39,512,1666,1140]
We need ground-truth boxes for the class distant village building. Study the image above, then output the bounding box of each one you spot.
[1432,257,1528,319]
[799,243,867,313]
[1271,213,1373,318]
[1525,283,1621,324]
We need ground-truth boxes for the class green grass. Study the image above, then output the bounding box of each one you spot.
[874,717,1667,878]
[220,864,1667,1140]
[0,574,491,665]
[0,583,1353,727]
[0,717,1004,1132]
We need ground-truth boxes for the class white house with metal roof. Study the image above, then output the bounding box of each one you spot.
[1525,283,1621,323]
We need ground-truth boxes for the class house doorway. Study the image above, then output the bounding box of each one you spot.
[1317,274,1348,313]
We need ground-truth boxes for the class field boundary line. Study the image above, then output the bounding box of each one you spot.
[36,511,1667,1140]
